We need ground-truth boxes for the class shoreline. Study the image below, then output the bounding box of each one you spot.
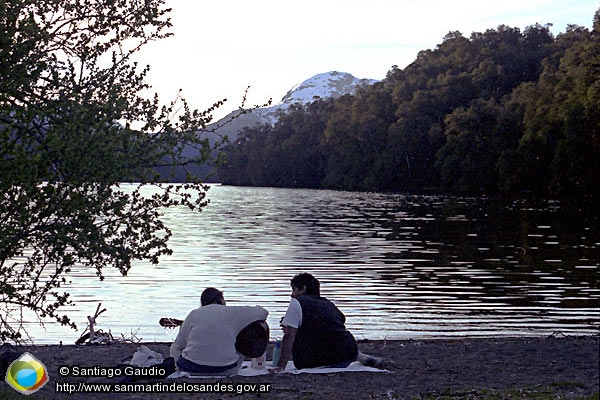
[2,335,598,399]
[17,328,600,347]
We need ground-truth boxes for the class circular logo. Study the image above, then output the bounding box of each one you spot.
[5,352,49,395]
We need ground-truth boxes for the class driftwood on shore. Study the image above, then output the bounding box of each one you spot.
[75,303,141,345]
[75,303,108,345]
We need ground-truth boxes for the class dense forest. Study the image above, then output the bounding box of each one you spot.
[218,12,599,200]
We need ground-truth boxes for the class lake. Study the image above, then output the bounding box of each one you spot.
[22,185,599,344]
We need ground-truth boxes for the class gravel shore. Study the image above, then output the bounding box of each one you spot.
[2,335,598,399]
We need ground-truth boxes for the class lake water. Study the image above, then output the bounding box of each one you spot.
[22,185,599,344]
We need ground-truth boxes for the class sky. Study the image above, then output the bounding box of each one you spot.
[134,0,599,120]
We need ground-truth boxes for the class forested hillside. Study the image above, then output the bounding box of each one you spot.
[218,13,599,200]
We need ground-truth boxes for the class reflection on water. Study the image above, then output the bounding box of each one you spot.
[23,185,599,344]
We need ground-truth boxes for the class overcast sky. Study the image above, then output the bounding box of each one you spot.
[134,0,599,119]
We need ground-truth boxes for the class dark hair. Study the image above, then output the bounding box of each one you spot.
[201,287,224,306]
[290,273,320,296]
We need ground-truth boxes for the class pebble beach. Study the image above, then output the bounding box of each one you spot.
[1,335,598,399]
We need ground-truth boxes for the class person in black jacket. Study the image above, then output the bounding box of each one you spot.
[275,273,383,371]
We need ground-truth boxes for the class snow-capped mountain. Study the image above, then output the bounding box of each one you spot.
[160,71,377,182]
[211,71,378,129]
[280,71,378,106]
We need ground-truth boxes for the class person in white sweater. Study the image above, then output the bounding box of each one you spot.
[170,287,268,375]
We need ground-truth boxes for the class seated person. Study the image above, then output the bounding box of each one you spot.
[276,273,383,371]
[170,287,268,376]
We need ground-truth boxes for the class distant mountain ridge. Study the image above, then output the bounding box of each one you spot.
[212,71,378,128]
[160,71,377,181]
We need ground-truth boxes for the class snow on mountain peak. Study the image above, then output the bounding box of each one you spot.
[171,71,379,181]
[206,71,379,130]
[280,71,378,105]
[241,71,378,126]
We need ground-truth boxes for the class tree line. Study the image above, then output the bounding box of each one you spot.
[218,13,599,200]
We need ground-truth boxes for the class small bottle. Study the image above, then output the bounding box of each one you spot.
[271,341,281,367]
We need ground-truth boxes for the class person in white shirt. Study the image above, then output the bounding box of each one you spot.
[170,287,268,376]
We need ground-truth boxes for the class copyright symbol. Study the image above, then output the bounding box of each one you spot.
[59,366,70,376]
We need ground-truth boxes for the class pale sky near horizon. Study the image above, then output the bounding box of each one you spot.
[134,0,599,120]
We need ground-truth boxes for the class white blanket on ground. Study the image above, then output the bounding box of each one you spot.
[167,360,388,379]
[128,345,164,367]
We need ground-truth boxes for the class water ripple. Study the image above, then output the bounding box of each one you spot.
[21,185,600,343]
